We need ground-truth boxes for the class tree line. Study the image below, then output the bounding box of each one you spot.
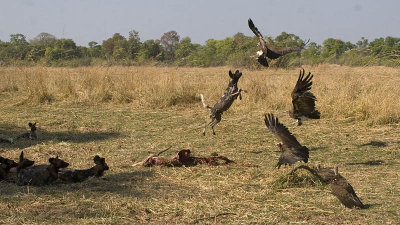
[0,30,399,68]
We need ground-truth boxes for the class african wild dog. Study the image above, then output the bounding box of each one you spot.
[59,155,109,183]
[0,156,18,180]
[18,156,69,186]
[201,70,245,135]
[0,137,14,144]
[14,122,37,140]
[3,151,35,182]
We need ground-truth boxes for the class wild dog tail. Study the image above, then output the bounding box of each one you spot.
[200,94,211,108]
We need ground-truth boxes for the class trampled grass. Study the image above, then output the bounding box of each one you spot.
[0,66,399,224]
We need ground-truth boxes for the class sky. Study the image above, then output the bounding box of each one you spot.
[0,0,399,47]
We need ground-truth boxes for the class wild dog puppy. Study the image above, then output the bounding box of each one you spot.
[0,156,18,180]
[201,70,245,135]
[18,156,69,186]
[59,155,109,183]
[6,151,35,182]
[14,122,37,140]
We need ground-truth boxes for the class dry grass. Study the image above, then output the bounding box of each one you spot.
[0,66,399,224]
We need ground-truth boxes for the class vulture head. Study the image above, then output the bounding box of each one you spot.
[276,142,282,149]
[333,165,339,176]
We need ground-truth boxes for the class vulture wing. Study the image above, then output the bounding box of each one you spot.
[248,18,267,51]
[316,167,336,183]
[264,113,309,168]
[258,56,269,67]
[267,46,304,59]
[291,69,319,117]
[330,176,366,209]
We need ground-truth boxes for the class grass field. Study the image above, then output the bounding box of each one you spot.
[0,66,399,224]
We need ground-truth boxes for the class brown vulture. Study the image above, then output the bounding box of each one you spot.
[264,113,309,168]
[248,18,307,67]
[286,69,320,126]
[330,165,366,209]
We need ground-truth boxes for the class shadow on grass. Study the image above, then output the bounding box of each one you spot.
[345,160,384,166]
[0,169,198,200]
[0,125,123,150]
[359,141,388,147]
[0,170,155,198]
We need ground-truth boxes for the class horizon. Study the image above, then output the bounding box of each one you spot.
[1,0,399,47]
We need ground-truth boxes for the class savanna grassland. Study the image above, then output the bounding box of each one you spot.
[0,66,399,224]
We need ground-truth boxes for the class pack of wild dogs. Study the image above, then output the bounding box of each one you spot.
[0,123,109,185]
[0,18,366,210]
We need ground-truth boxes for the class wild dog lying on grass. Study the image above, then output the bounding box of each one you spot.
[0,156,18,180]
[14,122,37,140]
[133,149,234,167]
[201,70,245,135]
[0,137,14,144]
[5,151,35,183]
[18,156,69,186]
[59,155,109,183]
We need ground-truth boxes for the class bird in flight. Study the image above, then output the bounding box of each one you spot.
[248,18,308,67]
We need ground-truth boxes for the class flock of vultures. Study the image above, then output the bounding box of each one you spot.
[0,19,365,210]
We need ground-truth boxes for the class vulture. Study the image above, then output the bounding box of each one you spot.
[248,18,307,67]
[264,113,309,168]
[315,163,336,182]
[287,69,320,126]
[330,165,366,209]
[289,164,336,183]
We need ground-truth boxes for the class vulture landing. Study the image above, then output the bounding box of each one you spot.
[248,18,307,67]
[264,113,309,168]
[287,69,320,126]
[330,165,366,209]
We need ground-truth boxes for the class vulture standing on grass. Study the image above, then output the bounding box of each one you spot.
[264,113,309,168]
[330,165,366,209]
[287,69,320,126]
[248,18,307,67]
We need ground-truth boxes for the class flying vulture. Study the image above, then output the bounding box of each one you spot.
[286,69,320,126]
[248,18,307,67]
[330,165,366,209]
[264,113,309,168]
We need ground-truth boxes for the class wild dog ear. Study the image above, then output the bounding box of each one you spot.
[94,155,101,164]
[229,70,234,79]
[32,123,36,127]
[28,122,33,127]
[20,151,24,160]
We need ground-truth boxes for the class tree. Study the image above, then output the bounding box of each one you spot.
[88,41,101,58]
[10,34,28,46]
[137,39,162,60]
[175,37,196,59]
[160,30,180,61]
[322,38,354,58]
[128,30,141,59]
[101,33,129,61]
[30,32,57,48]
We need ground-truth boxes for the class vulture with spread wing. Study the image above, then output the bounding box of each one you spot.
[287,69,320,126]
[248,18,307,67]
[330,165,366,209]
[264,113,309,168]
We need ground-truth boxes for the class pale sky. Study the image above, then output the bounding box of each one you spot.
[0,0,399,47]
